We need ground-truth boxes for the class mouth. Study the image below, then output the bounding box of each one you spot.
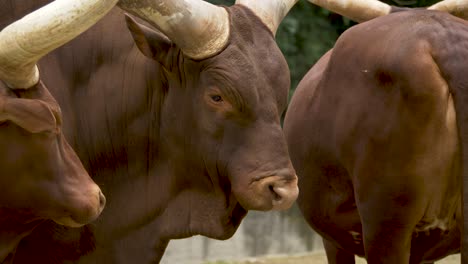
[212,202,247,240]
[52,216,86,228]
[230,202,247,228]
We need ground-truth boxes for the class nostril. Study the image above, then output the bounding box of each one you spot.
[98,191,106,210]
[268,184,282,201]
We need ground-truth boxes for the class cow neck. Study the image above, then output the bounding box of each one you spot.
[0,0,51,30]
[35,8,166,177]
[0,209,42,263]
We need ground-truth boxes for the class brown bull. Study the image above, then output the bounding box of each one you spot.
[284,1,468,263]
[2,0,300,263]
[0,0,117,262]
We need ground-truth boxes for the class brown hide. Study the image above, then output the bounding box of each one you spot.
[5,3,298,264]
[0,81,105,262]
[0,1,47,29]
[0,0,117,260]
[284,10,468,263]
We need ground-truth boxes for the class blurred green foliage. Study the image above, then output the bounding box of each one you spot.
[276,2,347,95]
[206,0,440,94]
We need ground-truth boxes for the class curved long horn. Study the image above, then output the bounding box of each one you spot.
[118,0,229,60]
[428,0,468,19]
[0,0,118,89]
[235,0,299,36]
[308,0,391,22]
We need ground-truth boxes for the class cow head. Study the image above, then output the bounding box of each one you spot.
[0,0,118,227]
[120,0,299,239]
[0,81,105,227]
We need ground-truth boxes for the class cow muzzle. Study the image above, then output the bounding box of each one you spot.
[234,171,299,211]
[53,185,106,227]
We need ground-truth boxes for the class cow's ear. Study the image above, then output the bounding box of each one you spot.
[0,97,58,134]
[125,14,173,69]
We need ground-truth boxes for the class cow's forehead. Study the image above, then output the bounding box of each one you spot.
[199,4,289,104]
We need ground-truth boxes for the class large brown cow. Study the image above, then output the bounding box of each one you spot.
[284,0,468,263]
[2,0,300,263]
[0,0,117,262]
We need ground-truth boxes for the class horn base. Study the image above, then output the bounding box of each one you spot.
[118,0,230,60]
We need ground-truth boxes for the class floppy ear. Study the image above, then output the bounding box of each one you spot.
[125,14,174,70]
[0,97,58,134]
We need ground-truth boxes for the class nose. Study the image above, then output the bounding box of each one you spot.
[258,174,299,210]
[52,184,106,227]
[73,185,106,224]
[85,185,106,220]
[98,190,106,214]
[71,184,106,224]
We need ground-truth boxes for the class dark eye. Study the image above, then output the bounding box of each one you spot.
[211,95,223,102]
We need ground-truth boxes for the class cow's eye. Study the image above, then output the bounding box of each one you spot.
[211,95,223,102]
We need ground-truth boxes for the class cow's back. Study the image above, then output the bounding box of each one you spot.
[285,10,466,262]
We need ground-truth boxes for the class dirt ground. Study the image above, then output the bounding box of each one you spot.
[206,251,460,264]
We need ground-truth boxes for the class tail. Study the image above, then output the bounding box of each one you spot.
[432,17,468,263]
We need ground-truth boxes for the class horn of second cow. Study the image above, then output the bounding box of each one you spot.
[235,0,299,35]
[0,0,118,89]
[308,0,391,22]
[429,0,468,20]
